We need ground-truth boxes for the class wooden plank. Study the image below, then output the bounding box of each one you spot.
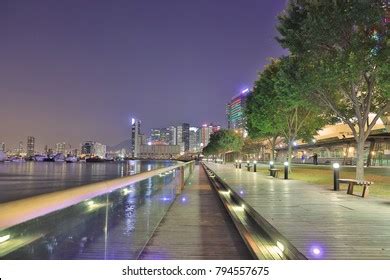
[205,162,390,260]
[139,165,252,260]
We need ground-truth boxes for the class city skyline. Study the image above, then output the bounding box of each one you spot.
[0,0,286,150]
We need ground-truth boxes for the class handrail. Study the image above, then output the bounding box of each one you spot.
[0,161,194,230]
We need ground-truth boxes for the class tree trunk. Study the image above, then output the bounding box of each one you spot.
[287,142,293,172]
[355,139,365,180]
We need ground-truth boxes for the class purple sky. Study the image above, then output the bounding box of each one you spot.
[0,0,287,151]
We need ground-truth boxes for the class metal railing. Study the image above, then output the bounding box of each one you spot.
[0,160,194,259]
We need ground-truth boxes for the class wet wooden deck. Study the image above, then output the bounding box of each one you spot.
[204,162,390,260]
[139,164,252,260]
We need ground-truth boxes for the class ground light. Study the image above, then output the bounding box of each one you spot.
[253,160,257,172]
[284,162,289,179]
[333,163,340,191]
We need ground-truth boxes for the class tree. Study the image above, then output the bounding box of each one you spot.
[202,129,243,162]
[246,57,330,168]
[277,0,390,179]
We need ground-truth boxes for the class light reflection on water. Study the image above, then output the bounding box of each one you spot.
[0,160,174,203]
[0,160,181,260]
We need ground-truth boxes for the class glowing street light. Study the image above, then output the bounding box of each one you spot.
[333,163,340,191]
[284,161,289,179]
[253,160,257,172]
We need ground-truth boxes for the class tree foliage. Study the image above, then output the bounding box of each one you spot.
[202,129,243,157]
[277,0,390,179]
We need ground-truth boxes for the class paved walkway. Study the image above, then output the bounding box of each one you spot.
[204,162,390,260]
[139,164,251,260]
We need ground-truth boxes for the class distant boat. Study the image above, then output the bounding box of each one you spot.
[53,153,65,162]
[65,156,78,163]
[34,155,48,162]
[11,157,25,163]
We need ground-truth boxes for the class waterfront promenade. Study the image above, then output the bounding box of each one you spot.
[139,164,251,260]
[204,162,390,260]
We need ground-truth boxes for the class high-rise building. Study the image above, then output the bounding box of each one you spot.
[0,142,5,152]
[18,141,24,155]
[26,136,35,157]
[201,123,221,147]
[168,126,177,145]
[176,123,190,152]
[56,142,66,154]
[189,127,201,152]
[150,128,161,143]
[226,88,250,130]
[81,141,106,159]
[131,118,141,158]
[160,128,171,144]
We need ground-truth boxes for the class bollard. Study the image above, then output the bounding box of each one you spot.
[253,161,257,172]
[247,161,250,171]
[333,163,340,191]
[284,161,289,180]
[239,160,242,169]
[235,160,238,168]
[269,161,274,176]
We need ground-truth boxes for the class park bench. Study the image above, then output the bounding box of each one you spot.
[268,168,281,178]
[338,179,374,198]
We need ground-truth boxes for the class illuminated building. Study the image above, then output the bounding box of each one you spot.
[131,118,141,158]
[189,127,201,152]
[81,141,107,159]
[168,126,177,145]
[0,142,5,152]
[56,142,66,154]
[226,88,250,130]
[139,144,180,159]
[176,123,190,152]
[201,123,221,147]
[150,128,161,143]
[27,136,35,157]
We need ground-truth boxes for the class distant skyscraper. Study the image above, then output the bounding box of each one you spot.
[18,141,24,155]
[226,88,250,130]
[26,136,35,157]
[168,126,177,145]
[201,123,220,147]
[0,142,5,152]
[131,118,141,158]
[150,128,161,143]
[56,142,66,154]
[189,127,201,152]
[176,123,190,152]
[81,141,106,158]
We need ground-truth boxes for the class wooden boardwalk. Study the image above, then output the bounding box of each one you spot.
[204,162,390,260]
[139,164,252,260]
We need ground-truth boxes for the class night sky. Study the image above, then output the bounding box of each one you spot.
[0,0,287,151]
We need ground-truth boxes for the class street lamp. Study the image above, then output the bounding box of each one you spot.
[253,160,257,172]
[333,163,340,191]
[284,161,289,180]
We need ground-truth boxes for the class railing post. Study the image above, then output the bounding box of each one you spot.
[178,166,185,193]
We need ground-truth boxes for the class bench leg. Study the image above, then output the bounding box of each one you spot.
[347,183,354,195]
[362,185,369,198]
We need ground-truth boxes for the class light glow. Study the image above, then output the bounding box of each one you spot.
[333,163,340,169]
[284,162,289,166]
[276,241,285,252]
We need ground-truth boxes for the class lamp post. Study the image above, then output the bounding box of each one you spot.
[333,163,340,191]
[284,161,289,180]
[253,161,257,172]
[238,160,242,169]
[247,160,250,171]
[269,161,274,176]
